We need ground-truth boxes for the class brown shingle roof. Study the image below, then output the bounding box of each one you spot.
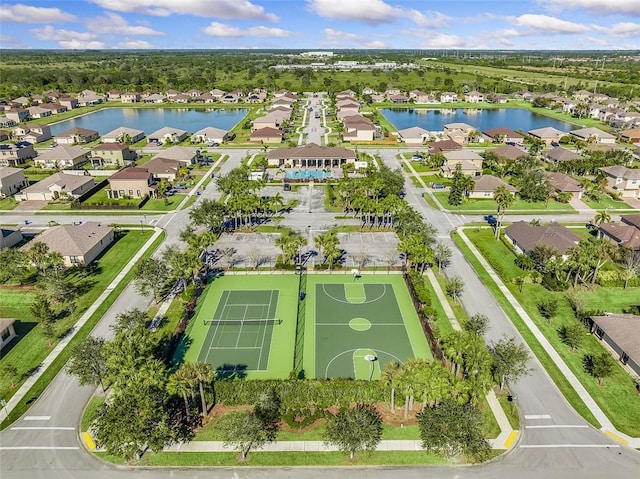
[57,127,98,137]
[591,314,640,366]
[599,222,640,250]
[505,221,580,255]
[545,146,582,162]
[472,175,517,193]
[492,145,527,160]
[24,222,113,257]
[546,172,583,193]
[429,140,462,154]
[483,127,523,139]
[621,214,640,229]
[109,167,151,180]
[93,143,128,151]
[250,127,282,138]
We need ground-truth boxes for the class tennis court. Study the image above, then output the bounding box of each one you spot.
[303,274,432,379]
[175,275,298,378]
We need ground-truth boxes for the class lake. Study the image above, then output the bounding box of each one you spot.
[380,108,578,133]
[49,107,250,136]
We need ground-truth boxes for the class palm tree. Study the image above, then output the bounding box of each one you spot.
[186,362,215,416]
[380,361,401,414]
[493,185,515,240]
[167,365,197,417]
[593,210,611,225]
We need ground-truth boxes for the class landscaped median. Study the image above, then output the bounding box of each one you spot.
[454,227,640,438]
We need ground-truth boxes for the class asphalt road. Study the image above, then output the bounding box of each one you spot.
[1,148,640,478]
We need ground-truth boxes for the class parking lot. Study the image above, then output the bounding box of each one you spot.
[212,232,281,269]
[337,232,400,269]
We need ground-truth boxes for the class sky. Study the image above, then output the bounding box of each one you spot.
[0,0,639,50]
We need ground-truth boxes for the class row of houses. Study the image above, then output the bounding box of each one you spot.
[334,90,381,143]
[248,90,298,144]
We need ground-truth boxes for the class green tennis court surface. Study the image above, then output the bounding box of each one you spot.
[305,275,432,379]
[175,275,298,379]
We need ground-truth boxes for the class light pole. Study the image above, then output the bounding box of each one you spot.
[364,354,377,381]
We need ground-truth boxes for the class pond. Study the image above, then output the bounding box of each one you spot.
[380,108,579,133]
[48,107,250,136]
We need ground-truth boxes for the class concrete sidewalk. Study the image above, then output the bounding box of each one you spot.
[0,227,164,422]
[457,227,640,448]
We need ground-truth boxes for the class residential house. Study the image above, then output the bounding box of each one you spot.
[249,127,283,144]
[39,103,67,114]
[77,90,105,106]
[342,115,378,142]
[5,109,29,123]
[192,126,229,144]
[245,92,266,103]
[210,89,226,100]
[409,90,435,103]
[440,150,484,177]
[397,127,430,146]
[468,175,517,199]
[0,319,17,351]
[528,127,567,146]
[253,111,290,131]
[165,89,180,99]
[58,97,78,110]
[266,143,356,168]
[91,143,136,167]
[546,172,584,199]
[483,127,524,144]
[0,143,36,167]
[145,93,166,103]
[620,128,640,144]
[428,139,463,155]
[440,92,458,103]
[569,127,616,144]
[384,87,401,97]
[573,90,592,102]
[600,166,640,198]
[389,95,409,104]
[121,92,141,103]
[492,145,527,161]
[107,167,156,199]
[362,87,377,96]
[444,123,478,144]
[54,127,99,145]
[0,167,28,197]
[101,126,145,144]
[144,157,182,181]
[107,89,122,101]
[33,145,90,169]
[10,96,31,108]
[17,171,95,201]
[489,95,509,104]
[590,314,640,377]
[1,228,23,249]
[504,221,580,257]
[598,214,640,251]
[26,106,52,119]
[0,130,8,142]
[545,146,582,165]
[23,222,114,267]
[151,146,199,165]
[186,89,203,98]
[464,91,484,103]
[14,124,52,144]
[172,94,191,103]
[221,90,243,103]
[147,127,188,145]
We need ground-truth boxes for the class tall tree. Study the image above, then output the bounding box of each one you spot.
[184,361,215,416]
[417,399,491,462]
[380,361,401,413]
[254,389,282,441]
[593,210,611,225]
[620,251,640,289]
[133,257,170,302]
[219,410,272,461]
[445,276,464,303]
[464,314,489,337]
[585,352,616,386]
[433,241,452,270]
[490,336,531,391]
[67,336,108,392]
[493,185,515,240]
[189,198,226,230]
[324,403,383,460]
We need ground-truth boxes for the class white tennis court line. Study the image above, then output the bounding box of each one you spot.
[210,346,262,350]
[316,322,405,326]
[234,305,249,348]
[24,416,51,421]
[525,414,553,420]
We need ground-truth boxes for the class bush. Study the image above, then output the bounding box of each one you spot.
[541,274,569,291]
[537,298,559,321]
[281,408,326,429]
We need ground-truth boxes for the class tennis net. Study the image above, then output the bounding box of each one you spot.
[203,318,281,326]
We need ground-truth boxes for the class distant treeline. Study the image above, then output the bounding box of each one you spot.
[1,50,636,100]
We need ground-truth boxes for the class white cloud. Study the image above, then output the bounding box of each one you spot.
[0,34,29,48]
[0,3,76,24]
[118,39,155,49]
[203,22,294,38]
[87,13,164,36]
[463,13,499,24]
[594,22,640,38]
[510,14,590,34]
[58,39,107,49]
[321,28,388,48]
[538,0,640,17]
[90,0,279,22]
[407,10,452,28]
[418,33,466,48]
[32,26,97,42]
[323,28,360,42]
[308,0,402,25]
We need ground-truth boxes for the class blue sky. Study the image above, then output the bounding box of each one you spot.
[1,0,638,50]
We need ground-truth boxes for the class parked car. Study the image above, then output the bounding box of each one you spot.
[173,184,187,190]
[431,182,445,189]
[283,183,291,191]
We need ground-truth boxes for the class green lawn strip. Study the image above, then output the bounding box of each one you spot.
[456,229,640,435]
[177,275,298,379]
[0,231,165,430]
[409,176,423,188]
[0,197,18,210]
[82,187,140,207]
[140,195,187,211]
[135,450,448,467]
[495,391,521,430]
[433,272,468,327]
[81,395,105,431]
[434,192,574,214]
[421,277,454,336]
[480,396,501,439]
[421,192,441,211]
[582,196,636,211]
[574,287,640,313]
[39,202,72,210]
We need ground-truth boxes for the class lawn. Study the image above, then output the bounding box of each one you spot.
[0,230,154,404]
[435,192,575,213]
[582,195,637,211]
[140,195,188,211]
[459,228,640,436]
[0,196,18,210]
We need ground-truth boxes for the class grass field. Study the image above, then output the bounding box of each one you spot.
[434,192,575,213]
[175,275,298,379]
[459,228,640,436]
[304,274,432,379]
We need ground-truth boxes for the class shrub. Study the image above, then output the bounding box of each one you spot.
[541,274,569,291]
[537,298,559,321]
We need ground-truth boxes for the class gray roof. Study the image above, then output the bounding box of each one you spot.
[546,172,583,192]
[493,145,527,160]
[152,146,197,163]
[38,145,88,161]
[398,127,429,139]
[570,127,615,140]
[0,166,24,179]
[472,175,517,193]
[192,126,228,138]
[102,126,144,140]
[443,150,483,162]
[505,221,580,255]
[545,146,582,162]
[591,314,640,366]
[600,166,640,180]
[20,172,94,194]
[528,127,566,138]
[145,157,181,175]
[148,126,187,138]
[24,222,113,257]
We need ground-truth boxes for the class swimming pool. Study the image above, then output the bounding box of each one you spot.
[284,170,333,180]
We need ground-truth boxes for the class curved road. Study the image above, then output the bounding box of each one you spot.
[2,144,640,477]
